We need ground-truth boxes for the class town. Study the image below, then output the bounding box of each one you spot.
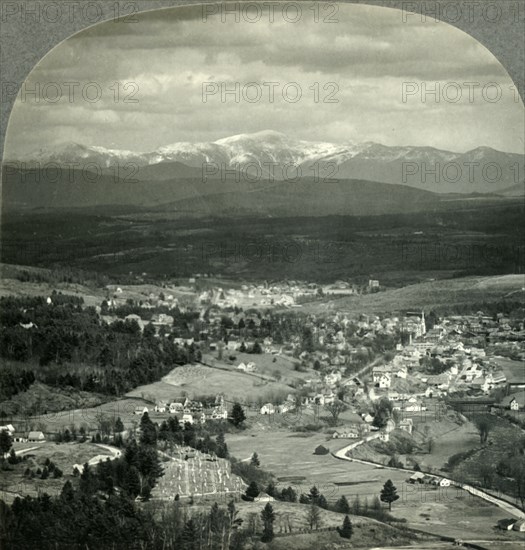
[1,270,524,549]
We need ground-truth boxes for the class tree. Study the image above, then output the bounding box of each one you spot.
[251,341,262,354]
[0,430,13,458]
[230,402,246,427]
[139,412,157,446]
[372,398,393,428]
[380,479,399,511]
[325,400,347,425]
[260,502,275,542]
[351,494,361,515]
[511,459,525,509]
[473,415,495,444]
[338,515,353,539]
[250,452,260,467]
[114,417,124,434]
[245,481,260,500]
[181,518,198,550]
[307,504,322,530]
[216,432,228,458]
[334,495,350,514]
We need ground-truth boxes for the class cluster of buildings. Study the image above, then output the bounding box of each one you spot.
[137,395,229,425]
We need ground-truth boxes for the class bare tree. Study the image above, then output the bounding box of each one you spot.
[325,400,347,426]
[306,505,322,531]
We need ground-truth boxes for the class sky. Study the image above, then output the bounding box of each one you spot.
[5,2,524,157]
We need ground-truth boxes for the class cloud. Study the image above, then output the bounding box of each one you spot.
[4,3,523,158]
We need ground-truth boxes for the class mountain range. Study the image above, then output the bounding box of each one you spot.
[2,131,523,215]
[8,130,523,194]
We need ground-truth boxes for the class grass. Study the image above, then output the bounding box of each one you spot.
[1,441,117,502]
[127,364,293,402]
[301,274,525,315]
[202,351,314,385]
[224,427,522,542]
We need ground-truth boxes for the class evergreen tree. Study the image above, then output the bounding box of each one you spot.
[79,463,95,494]
[124,465,141,498]
[380,479,399,511]
[230,402,246,427]
[260,502,275,542]
[265,482,276,497]
[245,481,260,500]
[114,417,124,434]
[317,494,329,510]
[216,432,228,458]
[335,495,350,514]
[139,412,157,446]
[309,485,320,503]
[299,493,310,504]
[180,518,198,550]
[0,430,13,458]
[338,515,353,539]
[250,452,260,467]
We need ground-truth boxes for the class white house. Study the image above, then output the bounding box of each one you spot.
[332,428,359,439]
[0,424,15,435]
[372,366,392,389]
[154,403,167,413]
[260,403,276,415]
[134,406,149,415]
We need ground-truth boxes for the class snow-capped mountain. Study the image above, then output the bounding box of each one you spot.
[11,130,524,194]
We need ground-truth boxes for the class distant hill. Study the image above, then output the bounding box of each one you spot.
[2,162,445,217]
[300,274,525,315]
[497,182,525,197]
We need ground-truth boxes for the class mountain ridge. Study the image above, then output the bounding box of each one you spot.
[5,130,524,195]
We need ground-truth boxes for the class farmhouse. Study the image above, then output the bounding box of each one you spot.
[237,361,256,373]
[169,402,184,414]
[155,402,168,413]
[260,403,275,415]
[134,406,149,415]
[332,428,360,439]
[27,431,46,442]
[408,472,425,483]
[499,391,525,411]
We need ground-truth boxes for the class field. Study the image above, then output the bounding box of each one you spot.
[225,427,522,542]
[202,351,315,385]
[184,499,440,549]
[21,396,151,433]
[127,364,293,402]
[491,357,525,385]
[1,441,119,502]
